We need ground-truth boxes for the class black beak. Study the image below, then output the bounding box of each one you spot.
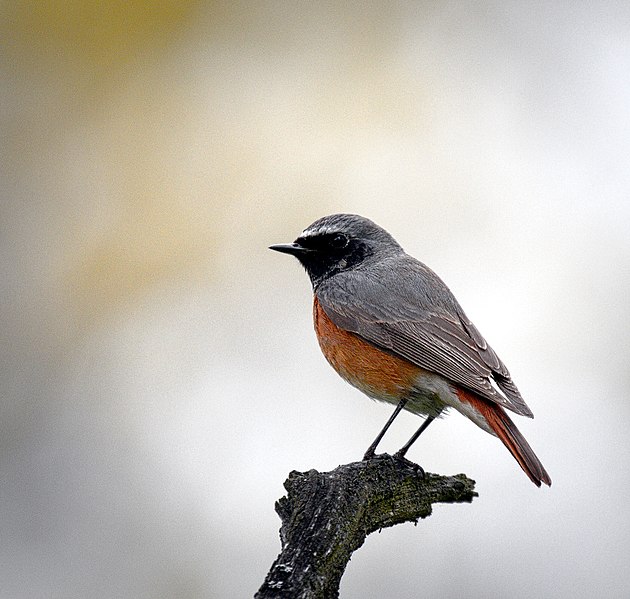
[269,242,312,256]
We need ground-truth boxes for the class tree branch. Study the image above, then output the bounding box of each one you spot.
[256,454,477,599]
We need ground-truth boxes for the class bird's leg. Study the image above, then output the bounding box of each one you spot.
[363,398,408,460]
[394,415,436,459]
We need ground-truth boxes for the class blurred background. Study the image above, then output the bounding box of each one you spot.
[2,2,630,598]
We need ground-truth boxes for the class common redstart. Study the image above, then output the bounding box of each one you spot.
[270,214,551,487]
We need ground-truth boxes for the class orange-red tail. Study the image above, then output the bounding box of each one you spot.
[458,390,551,487]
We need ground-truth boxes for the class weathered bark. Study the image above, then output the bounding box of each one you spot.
[256,454,477,599]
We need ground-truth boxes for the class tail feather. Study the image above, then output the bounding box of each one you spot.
[458,390,551,487]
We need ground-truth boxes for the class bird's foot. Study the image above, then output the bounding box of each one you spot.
[392,451,425,478]
[362,449,376,461]
[362,451,425,479]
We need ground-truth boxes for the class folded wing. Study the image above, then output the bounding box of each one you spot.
[316,257,533,418]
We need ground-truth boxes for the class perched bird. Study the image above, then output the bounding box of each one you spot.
[270,214,550,487]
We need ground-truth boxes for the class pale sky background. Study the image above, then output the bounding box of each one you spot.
[2,2,630,598]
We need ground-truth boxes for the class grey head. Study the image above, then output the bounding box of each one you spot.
[269,214,403,288]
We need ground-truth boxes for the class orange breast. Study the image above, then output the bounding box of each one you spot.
[313,296,422,402]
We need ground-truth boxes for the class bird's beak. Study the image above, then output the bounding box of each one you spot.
[269,242,313,256]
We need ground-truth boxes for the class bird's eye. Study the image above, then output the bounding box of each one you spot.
[330,233,349,250]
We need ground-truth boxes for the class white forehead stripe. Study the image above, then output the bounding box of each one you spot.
[300,225,336,238]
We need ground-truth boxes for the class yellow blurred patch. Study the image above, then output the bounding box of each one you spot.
[70,195,214,324]
[4,0,201,72]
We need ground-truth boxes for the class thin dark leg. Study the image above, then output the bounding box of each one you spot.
[394,415,436,459]
[363,398,408,460]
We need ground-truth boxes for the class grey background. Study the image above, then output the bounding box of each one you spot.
[2,2,629,598]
